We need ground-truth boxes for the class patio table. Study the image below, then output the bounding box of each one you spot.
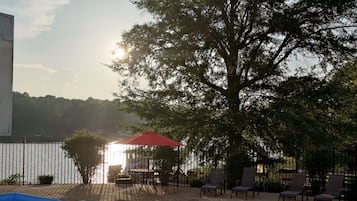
[129,168,158,186]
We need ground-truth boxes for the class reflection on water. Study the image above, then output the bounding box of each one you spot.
[0,142,128,184]
[96,142,127,183]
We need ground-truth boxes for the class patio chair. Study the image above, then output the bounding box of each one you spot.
[314,175,344,201]
[200,168,225,197]
[279,173,306,201]
[231,167,258,199]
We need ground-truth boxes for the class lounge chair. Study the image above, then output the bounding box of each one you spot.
[279,173,306,201]
[314,175,344,201]
[231,167,258,199]
[200,168,225,197]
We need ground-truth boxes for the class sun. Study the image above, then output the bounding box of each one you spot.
[114,47,126,60]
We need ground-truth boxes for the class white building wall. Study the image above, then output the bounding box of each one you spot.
[0,13,14,136]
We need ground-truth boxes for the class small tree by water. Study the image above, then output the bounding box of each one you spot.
[62,129,107,184]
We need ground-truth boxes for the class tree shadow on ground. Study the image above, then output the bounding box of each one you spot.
[61,184,100,201]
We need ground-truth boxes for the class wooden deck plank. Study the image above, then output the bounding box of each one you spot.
[0,184,289,201]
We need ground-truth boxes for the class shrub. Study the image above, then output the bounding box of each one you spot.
[346,177,357,201]
[302,148,334,195]
[190,178,204,187]
[0,173,22,185]
[153,147,178,186]
[62,129,107,184]
[225,147,253,188]
[38,175,54,184]
[261,178,284,192]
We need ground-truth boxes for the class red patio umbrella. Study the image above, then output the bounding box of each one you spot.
[120,130,182,147]
[119,131,182,187]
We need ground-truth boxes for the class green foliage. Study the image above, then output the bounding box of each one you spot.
[260,61,357,182]
[302,148,334,177]
[302,148,335,194]
[190,179,204,188]
[330,61,357,146]
[341,141,357,172]
[0,173,22,185]
[12,92,139,139]
[265,75,348,161]
[153,146,178,186]
[225,147,253,188]
[261,178,284,193]
[62,129,107,184]
[346,176,357,201]
[38,175,54,184]
[109,0,357,163]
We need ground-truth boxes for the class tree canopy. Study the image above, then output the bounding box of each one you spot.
[271,61,357,152]
[10,92,139,140]
[264,76,342,154]
[109,0,357,157]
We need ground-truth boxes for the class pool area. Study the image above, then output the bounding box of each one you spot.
[0,184,292,201]
[0,193,61,201]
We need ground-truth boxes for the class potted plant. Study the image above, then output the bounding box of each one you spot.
[38,175,54,184]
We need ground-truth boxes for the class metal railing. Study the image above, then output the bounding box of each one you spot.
[1,137,357,199]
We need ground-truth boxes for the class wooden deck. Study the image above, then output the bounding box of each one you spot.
[0,184,295,201]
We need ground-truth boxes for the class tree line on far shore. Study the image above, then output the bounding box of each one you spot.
[11,92,139,140]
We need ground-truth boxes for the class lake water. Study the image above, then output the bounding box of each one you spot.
[0,142,127,184]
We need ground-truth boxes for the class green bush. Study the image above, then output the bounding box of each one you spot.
[38,175,54,184]
[0,173,22,185]
[62,129,107,184]
[225,147,253,188]
[346,177,357,201]
[190,178,204,187]
[153,147,178,186]
[302,148,334,195]
[261,179,284,192]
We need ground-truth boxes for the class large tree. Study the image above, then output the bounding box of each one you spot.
[263,62,357,192]
[109,0,357,158]
[329,61,357,148]
[263,76,343,159]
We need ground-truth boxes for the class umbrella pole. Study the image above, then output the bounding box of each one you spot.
[147,157,150,185]
[177,146,180,187]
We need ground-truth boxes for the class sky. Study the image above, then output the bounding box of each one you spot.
[0,0,151,100]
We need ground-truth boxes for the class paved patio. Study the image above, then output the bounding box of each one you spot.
[0,184,313,201]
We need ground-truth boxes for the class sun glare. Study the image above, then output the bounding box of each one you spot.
[114,47,126,60]
[105,142,127,169]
